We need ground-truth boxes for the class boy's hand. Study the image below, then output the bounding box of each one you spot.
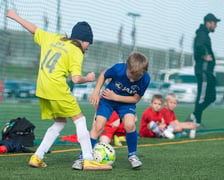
[86,72,95,82]
[102,89,117,101]
[90,92,100,106]
[191,123,198,129]
[202,54,213,61]
[158,123,166,131]
[6,9,18,20]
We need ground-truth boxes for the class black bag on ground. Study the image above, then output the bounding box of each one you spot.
[2,117,35,147]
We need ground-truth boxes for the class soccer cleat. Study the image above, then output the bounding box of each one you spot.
[175,133,182,138]
[175,131,188,138]
[28,154,47,168]
[118,136,126,142]
[163,129,175,139]
[72,159,83,170]
[196,123,206,130]
[182,131,188,137]
[186,113,197,123]
[128,155,142,169]
[190,113,197,123]
[83,160,112,171]
[114,135,122,146]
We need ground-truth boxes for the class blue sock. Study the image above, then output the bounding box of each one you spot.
[78,152,83,159]
[126,130,137,158]
[90,138,97,148]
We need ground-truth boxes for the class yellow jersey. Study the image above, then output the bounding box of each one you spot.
[34,28,84,100]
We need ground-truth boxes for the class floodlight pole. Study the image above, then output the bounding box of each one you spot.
[127,12,141,51]
[3,0,8,30]
[56,0,61,33]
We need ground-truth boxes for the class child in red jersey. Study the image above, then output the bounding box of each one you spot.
[63,111,127,146]
[98,111,138,146]
[97,111,126,146]
[160,93,197,138]
[139,94,174,139]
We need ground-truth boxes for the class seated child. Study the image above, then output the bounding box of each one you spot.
[160,93,197,138]
[99,112,138,146]
[97,111,126,146]
[61,111,127,146]
[139,94,175,139]
[61,107,127,146]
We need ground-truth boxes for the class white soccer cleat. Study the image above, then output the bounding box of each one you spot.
[128,155,142,169]
[163,129,175,139]
[72,159,83,170]
[190,113,197,123]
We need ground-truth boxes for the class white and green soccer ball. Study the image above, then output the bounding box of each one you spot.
[93,142,116,165]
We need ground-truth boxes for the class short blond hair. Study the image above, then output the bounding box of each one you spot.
[165,93,178,101]
[126,52,148,76]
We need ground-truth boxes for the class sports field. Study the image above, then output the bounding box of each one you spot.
[0,102,223,179]
[0,101,223,139]
[1,1,224,179]
[0,133,223,179]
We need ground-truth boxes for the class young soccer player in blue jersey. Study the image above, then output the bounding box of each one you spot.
[6,9,111,170]
[89,52,150,169]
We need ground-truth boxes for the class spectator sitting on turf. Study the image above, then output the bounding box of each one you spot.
[61,111,127,146]
[139,94,175,139]
[93,111,126,146]
[97,112,138,146]
[160,93,197,138]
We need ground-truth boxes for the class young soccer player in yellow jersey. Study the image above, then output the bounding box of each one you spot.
[6,9,111,170]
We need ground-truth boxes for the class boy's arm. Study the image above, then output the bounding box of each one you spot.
[90,70,106,106]
[6,9,37,34]
[72,72,95,84]
[158,118,166,130]
[102,89,141,103]
[171,121,197,130]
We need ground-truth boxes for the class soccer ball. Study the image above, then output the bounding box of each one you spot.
[93,142,116,165]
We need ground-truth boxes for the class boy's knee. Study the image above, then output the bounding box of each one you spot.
[124,123,136,133]
[47,122,66,137]
[123,114,136,132]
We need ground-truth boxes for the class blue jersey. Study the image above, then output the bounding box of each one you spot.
[97,63,150,119]
[104,63,150,97]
